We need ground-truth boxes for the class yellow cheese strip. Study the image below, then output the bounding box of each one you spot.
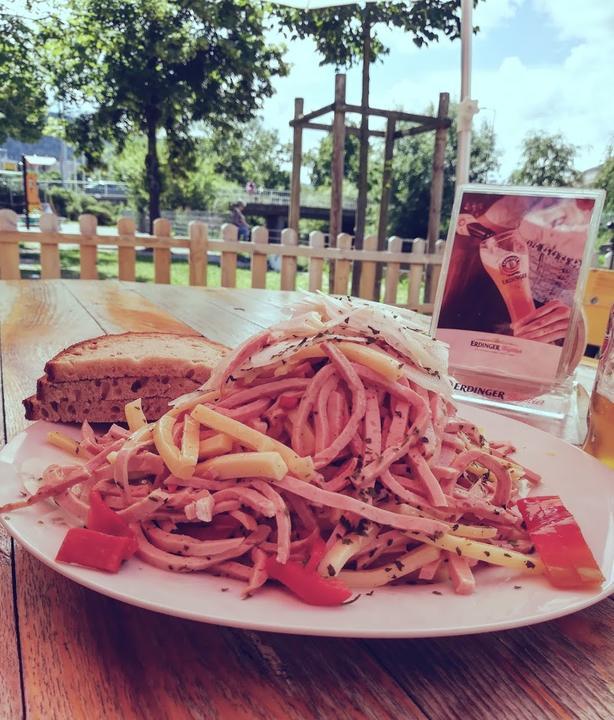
[198,433,233,460]
[153,392,219,479]
[180,415,200,467]
[191,404,314,480]
[196,451,288,481]
[338,545,441,588]
[273,341,402,382]
[124,398,148,432]
[396,504,497,539]
[416,532,544,574]
[47,431,82,457]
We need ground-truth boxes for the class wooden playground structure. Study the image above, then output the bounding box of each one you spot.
[288,72,451,294]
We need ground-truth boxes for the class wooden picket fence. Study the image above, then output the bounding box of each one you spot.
[0,213,446,311]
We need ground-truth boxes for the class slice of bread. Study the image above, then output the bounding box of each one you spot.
[36,375,200,403]
[24,395,175,424]
[44,332,228,382]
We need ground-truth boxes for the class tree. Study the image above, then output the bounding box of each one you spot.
[509,132,580,187]
[276,1,476,291]
[0,13,47,143]
[43,0,288,230]
[388,109,500,239]
[306,127,366,188]
[210,119,290,189]
[593,146,614,216]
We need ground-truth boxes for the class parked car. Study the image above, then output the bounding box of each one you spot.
[84,182,127,200]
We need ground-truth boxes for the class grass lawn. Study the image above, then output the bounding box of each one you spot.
[21,246,419,304]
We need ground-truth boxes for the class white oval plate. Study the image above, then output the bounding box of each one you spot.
[1,406,612,638]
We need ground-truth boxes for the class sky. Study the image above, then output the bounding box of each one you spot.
[262,0,614,178]
[6,0,614,180]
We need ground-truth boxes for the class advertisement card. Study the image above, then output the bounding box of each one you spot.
[432,185,605,400]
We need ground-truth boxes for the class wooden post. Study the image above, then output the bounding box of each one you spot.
[384,236,402,305]
[280,227,298,291]
[374,117,396,299]
[424,92,449,299]
[358,234,378,301]
[188,221,208,287]
[0,211,19,279]
[117,217,136,282]
[333,232,352,295]
[407,238,426,309]
[351,5,372,297]
[289,98,303,233]
[153,217,172,284]
[78,213,98,280]
[221,223,238,288]
[429,239,446,303]
[251,226,268,289]
[329,73,346,292]
[308,230,325,292]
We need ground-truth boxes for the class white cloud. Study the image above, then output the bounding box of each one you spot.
[474,0,526,34]
[535,0,614,42]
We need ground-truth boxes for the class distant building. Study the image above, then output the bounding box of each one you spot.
[0,136,79,184]
[580,164,602,186]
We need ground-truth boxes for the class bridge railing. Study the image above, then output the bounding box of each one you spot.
[0,213,445,312]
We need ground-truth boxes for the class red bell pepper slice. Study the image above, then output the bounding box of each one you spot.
[516,496,604,589]
[87,491,133,537]
[305,534,327,572]
[87,491,137,556]
[56,527,135,573]
[265,556,352,606]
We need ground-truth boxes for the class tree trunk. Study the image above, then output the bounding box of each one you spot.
[351,6,371,297]
[145,114,161,234]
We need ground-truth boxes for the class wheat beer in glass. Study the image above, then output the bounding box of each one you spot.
[583,304,614,469]
[480,230,535,324]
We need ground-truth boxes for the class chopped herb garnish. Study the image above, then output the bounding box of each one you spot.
[455,546,462,557]
[432,590,443,596]
[525,560,536,569]
[327,564,335,577]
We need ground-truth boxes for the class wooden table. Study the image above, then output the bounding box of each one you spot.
[0,280,612,720]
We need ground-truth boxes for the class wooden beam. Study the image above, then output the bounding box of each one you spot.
[303,122,386,138]
[329,74,346,292]
[289,98,303,232]
[289,103,335,127]
[374,118,396,299]
[424,92,450,300]
[394,120,451,139]
[342,103,441,126]
[351,4,372,296]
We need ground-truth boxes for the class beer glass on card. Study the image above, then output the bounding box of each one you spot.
[479,230,535,324]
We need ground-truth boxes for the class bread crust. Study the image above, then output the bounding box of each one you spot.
[44,332,228,382]
[24,395,175,423]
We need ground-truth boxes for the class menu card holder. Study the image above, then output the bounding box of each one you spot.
[432,184,605,420]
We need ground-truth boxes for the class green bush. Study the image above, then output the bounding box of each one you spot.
[44,187,121,225]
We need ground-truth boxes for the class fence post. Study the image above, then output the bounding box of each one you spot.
[280,227,298,291]
[38,214,61,279]
[188,221,208,287]
[407,238,426,309]
[251,226,268,289]
[153,218,172,284]
[78,213,98,280]
[358,233,378,301]
[0,210,20,280]
[384,236,402,305]
[221,223,238,288]
[333,232,352,295]
[289,98,303,233]
[117,217,136,282]
[308,231,325,292]
[429,239,446,303]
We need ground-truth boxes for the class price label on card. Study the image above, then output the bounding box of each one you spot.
[431,185,605,405]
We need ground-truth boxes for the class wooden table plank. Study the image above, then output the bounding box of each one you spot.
[365,600,614,720]
[0,281,433,720]
[126,282,269,346]
[62,279,200,336]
